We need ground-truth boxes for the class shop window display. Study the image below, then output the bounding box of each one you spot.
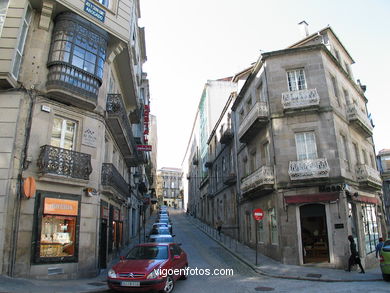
[40,215,76,257]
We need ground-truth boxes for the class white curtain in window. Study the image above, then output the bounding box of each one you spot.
[295,132,317,160]
[287,69,306,91]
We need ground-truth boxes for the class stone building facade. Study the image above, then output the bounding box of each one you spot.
[157,167,183,209]
[185,25,384,269]
[0,0,154,279]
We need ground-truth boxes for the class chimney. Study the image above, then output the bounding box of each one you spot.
[298,20,309,38]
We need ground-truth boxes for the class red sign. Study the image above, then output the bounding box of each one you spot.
[253,208,264,221]
[137,145,152,151]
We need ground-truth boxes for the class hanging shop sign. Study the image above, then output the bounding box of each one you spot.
[136,144,152,151]
[143,105,150,143]
[23,176,36,198]
[44,198,78,216]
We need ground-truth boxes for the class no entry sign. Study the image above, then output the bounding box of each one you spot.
[253,208,264,221]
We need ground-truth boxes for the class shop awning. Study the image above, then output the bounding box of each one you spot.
[284,192,339,204]
[354,195,379,204]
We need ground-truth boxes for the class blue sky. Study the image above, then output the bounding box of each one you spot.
[139,0,390,168]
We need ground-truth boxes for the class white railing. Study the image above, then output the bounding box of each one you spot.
[238,101,268,139]
[356,164,382,186]
[288,158,330,180]
[347,105,373,135]
[281,88,320,110]
[241,166,274,192]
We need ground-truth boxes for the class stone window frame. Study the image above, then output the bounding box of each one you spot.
[286,68,307,92]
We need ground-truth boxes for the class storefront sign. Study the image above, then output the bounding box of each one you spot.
[143,105,150,143]
[113,209,120,221]
[82,128,97,148]
[84,0,105,22]
[44,198,78,216]
[136,145,152,151]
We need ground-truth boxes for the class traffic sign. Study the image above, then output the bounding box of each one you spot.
[253,208,264,221]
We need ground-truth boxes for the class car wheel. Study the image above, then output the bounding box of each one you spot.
[161,276,174,293]
[179,265,188,280]
[383,273,390,281]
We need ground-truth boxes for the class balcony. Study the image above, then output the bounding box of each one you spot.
[223,172,237,186]
[101,163,130,197]
[37,145,92,180]
[288,158,330,181]
[356,164,382,189]
[192,156,199,166]
[347,105,373,137]
[241,166,274,195]
[281,88,320,112]
[220,127,233,144]
[106,94,140,167]
[238,101,269,143]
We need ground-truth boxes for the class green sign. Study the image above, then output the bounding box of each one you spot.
[84,0,105,22]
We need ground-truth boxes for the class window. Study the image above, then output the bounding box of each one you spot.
[334,49,341,63]
[256,81,267,102]
[222,157,226,173]
[96,0,110,9]
[343,89,350,105]
[47,13,108,97]
[0,0,9,37]
[258,217,265,244]
[239,109,245,123]
[352,142,360,165]
[12,4,32,79]
[261,142,270,166]
[287,69,306,91]
[51,116,77,150]
[362,149,368,165]
[331,75,341,106]
[340,134,350,171]
[250,150,256,173]
[269,208,278,245]
[246,96,253,113]
[362,204,379,254]
[295,132,317,160]
[34,195,79,264]
[171,181,175,188]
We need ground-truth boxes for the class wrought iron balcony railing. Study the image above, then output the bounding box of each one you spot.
[347,105,373,137]
[238,101,268,143]
[37,145,92,180]
[281,88,320,110]
[288,158,330,181]
[241,166,274,193]
[356,164,382,188]
[101,163,130,197]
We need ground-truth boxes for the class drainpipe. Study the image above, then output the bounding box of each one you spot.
[9,88,35,276]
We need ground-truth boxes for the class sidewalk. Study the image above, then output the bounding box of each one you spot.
[187,215,383,282]
[0,212,158,293]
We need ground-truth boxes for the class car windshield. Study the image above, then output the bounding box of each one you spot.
[125,246,168,260]
[149,237,173,243]
[150,228,170,235]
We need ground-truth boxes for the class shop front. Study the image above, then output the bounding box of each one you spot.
[33,192,80,264]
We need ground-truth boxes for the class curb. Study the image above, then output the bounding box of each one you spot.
[187,216,383,283]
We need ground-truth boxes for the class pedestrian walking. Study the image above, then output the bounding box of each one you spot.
[376,237,385,258]
[347,235,365,273]
[216,217,223,237]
